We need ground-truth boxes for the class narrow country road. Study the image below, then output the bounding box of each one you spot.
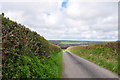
[62,51,119,78]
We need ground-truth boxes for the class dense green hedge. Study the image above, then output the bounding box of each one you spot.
[1,13,62,79]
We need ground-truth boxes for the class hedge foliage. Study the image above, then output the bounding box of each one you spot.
[1,13,61,79]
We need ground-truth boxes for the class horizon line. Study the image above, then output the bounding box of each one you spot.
[47,39,118,42]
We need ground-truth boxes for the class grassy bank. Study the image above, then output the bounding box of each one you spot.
[67,41,120,75]
[4,50,62,79]
[1,13,62,79]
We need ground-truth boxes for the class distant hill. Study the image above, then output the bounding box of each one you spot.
[49,40,106,49]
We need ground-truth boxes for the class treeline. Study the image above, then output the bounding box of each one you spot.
[1,13,62,79]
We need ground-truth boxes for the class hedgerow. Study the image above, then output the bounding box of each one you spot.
[67,41,120,75]
[1,13,62,79]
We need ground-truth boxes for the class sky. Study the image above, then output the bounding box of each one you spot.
[0,0,118,41]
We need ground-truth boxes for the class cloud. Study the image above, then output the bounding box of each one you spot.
[0,1,118,41]
[5,11,25,23]
[0,0,119,2]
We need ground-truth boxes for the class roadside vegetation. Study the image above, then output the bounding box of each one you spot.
[1,13,62,79]
[67,41,120,75]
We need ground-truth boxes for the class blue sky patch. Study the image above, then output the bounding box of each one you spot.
[62,0,68,8]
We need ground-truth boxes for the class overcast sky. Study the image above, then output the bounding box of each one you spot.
[0,0,118,41]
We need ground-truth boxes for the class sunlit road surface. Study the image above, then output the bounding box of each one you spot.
[62,51,119,78]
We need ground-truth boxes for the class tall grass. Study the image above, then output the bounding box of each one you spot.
[67,41,120,75]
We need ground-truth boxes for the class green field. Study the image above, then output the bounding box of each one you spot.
[67,41,120,75]
[49,40,105,49]
[60,41,87,44]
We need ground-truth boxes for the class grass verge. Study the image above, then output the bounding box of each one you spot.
[66,42,119,75]
[3,50,63,79]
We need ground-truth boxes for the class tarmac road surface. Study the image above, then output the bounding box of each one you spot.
[62,51,119,78]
